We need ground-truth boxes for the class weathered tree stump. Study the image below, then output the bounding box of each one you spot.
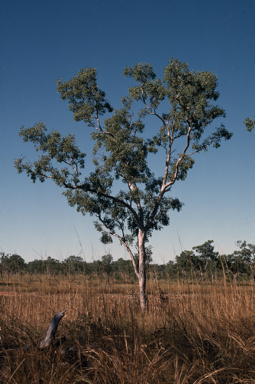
[38,309,66,349]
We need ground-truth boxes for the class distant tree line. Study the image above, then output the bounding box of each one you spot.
[1,240,254,285]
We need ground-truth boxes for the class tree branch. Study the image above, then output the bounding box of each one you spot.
[97,214,139,278]
[67,183,141,225]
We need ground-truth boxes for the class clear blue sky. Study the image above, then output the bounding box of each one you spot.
[1,0,254,264]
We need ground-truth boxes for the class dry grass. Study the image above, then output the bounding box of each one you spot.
[1,274,255,383]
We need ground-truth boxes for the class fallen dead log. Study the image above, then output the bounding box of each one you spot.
[38,310,67,349]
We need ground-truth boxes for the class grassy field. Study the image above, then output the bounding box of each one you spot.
[1,274,255,383]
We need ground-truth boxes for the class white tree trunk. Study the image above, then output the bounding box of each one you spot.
[138,229,147,312]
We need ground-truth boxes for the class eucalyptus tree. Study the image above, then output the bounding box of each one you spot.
[15,58,232,311]
[0,253,26,274]
[192,240,220,282]
[235,241,255,284]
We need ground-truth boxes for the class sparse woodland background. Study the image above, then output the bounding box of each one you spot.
[1,240,254,285]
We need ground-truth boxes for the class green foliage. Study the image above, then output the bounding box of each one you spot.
[244,117,255,132]
[63,255,85,274]
[225,241,255,276]
[27,259,46,274]
[0,253,26,274]
[101,253,113,276]
[192,240,219,261]
[14,123,86,186]
[56,68,113,124]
